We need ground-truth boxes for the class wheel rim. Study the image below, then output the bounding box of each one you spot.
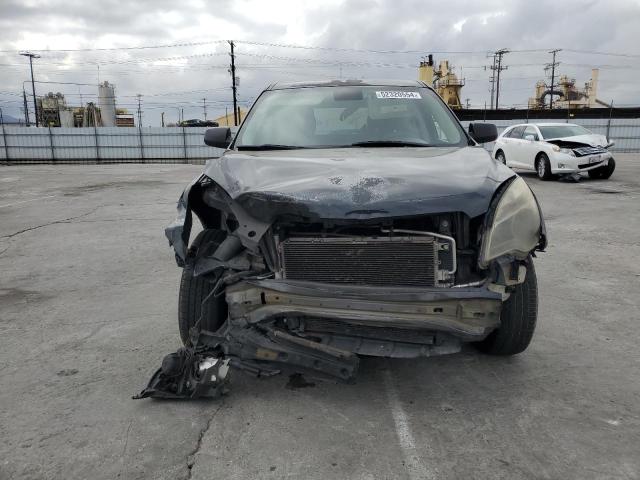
[537,159,545,177]
[498,153,506,164]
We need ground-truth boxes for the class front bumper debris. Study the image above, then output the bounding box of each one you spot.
[133,348,230,399]
[135,279,501,400]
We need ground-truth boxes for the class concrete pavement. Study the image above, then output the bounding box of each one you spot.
[1,157,639,479]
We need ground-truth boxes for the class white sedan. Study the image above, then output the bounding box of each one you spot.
[492,123,615,180]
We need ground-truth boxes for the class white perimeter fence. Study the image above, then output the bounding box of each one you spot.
[0,126,224,163]
[0,118,638,163]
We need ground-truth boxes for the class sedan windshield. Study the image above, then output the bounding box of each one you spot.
[538,125,591,139]
[234,86,467,149]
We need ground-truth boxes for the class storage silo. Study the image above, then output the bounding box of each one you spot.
[98,81,116,127]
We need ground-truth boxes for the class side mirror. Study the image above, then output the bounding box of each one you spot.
[468,123,498,144]
[204,127,232,148]
[524,134,536,141]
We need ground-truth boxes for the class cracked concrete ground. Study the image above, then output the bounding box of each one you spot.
[1,158,639,480]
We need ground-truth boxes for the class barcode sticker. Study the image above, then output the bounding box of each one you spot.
[375,91,422,99]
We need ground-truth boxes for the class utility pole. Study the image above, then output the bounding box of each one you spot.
[161,112,165,127]
[494,48,509,110]
[228,40,238,126]
[546,49,561,109]
[22,88,30,125]
[20,52,40,126]
[486,53,497,109]
[202,98,207,121]
[136,94,142,127]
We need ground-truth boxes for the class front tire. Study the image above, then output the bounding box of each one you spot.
[588,158,616,180]
[477,259,538,355]
[178,229,228,346]
[536,153,553,180]
[495,150,507,165]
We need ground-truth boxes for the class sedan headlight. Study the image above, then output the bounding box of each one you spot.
[479,177,542,268]
[551,144,575,156]
[559,147,575,156]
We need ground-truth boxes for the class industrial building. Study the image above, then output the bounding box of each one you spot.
[415,55,609,113]
[418,55,465,109]
[33,81,134,127]
[528,68,609,110]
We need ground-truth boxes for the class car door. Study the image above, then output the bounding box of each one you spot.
[497,126,518,163]
[506,125,527,168]
[521,125,542,171]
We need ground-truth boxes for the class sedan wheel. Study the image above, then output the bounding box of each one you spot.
[496,152,506,165]
[536,154,553,181]
[178,229,229,346]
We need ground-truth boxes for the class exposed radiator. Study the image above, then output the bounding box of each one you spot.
[279,236,438,287]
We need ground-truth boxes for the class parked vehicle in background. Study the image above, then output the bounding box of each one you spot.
[492,123,615,180]
[180,119,219,127]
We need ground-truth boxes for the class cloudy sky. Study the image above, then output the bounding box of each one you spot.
[1,0,639,125]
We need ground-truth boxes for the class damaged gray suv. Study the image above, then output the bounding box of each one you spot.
[136,80,547,399]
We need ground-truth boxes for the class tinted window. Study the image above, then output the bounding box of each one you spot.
[502,127,515,138]
[235,86,467,148]
[510,126,526,139]
[524,126,539,141]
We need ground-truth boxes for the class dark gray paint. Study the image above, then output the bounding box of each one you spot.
[202,146,515,222]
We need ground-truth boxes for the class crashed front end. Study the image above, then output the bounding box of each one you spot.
[546,138,614,175]
[136,169,545,399]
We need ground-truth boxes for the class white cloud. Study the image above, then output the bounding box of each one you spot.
[0,0,638,124]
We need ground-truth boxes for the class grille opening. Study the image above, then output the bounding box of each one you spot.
[280,236,438,287]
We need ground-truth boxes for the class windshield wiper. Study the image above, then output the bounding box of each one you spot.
[236,144,305,151]
[348,140,432,148]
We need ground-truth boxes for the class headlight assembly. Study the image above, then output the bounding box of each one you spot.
[559,147,575,156]
[551,144,575,156]
[479,177,542,268]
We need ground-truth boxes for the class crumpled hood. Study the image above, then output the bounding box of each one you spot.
[545,133,609,147]
[202,146,515,221]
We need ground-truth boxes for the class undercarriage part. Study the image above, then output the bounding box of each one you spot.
[309,334,461,358]
[226,279,501,340]
[218,325,359,382]
[133,348,230,400]
[494,257,527,286]
[292,318,462,357]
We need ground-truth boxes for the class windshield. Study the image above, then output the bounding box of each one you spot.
[538,125,591,139]
[234,86,467,149]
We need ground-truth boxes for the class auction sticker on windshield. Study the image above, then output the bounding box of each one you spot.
[375,91,422,99]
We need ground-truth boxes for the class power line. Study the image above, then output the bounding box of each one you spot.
[0,40,226,54]
[236,40,554,56]
[1,38,638,58]
[563,49,640,58]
